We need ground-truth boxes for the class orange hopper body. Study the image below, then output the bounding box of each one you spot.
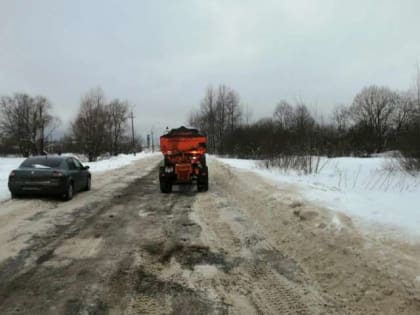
[160,127,206,156]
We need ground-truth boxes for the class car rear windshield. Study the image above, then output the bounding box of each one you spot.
[20,158,63,169]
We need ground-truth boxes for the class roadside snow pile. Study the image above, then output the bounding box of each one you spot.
[0,152,157,201]
[83,152,157,173]
[218,157,420,240]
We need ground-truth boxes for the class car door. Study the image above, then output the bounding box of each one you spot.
[66,158,83,191]
[73,158,88,189]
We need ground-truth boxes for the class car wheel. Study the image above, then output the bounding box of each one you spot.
[85,177,91,191]
[63,183,74,201]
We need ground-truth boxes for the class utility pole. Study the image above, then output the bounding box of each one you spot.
[151,128,154,153]
[39,105,44,155]
[129,110,136,156]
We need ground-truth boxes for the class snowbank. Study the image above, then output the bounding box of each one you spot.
[0,152,157,201]
[218,157,420,241]
[83,152,157,173]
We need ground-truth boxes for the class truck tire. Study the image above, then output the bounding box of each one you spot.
[160,181,172,193]
[199,155,207,166]
[202,177,209,191]
[197,181,208,192]
[197,167,208,192]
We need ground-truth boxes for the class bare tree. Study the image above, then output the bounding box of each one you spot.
[72,88,108,161]
[0,93,59,156]
[215,85,228,154]
[350,85,398,153]
[202,87,217,150]
[393,92,415,132]
[332,105,351,133]
[33,96,60,154]
[215,85,244,154]
[244,104,253,126]
[188,85,242,154]
[188,87,217,153]
[273,100,294,129]
[293,103,315,134]
[415,64,420,108]
[107,99,129,155]
[226,89,241,133]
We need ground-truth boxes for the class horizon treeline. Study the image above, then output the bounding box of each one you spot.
[188,71,420,169]
[0,87,142,161]
[2,71,420,168]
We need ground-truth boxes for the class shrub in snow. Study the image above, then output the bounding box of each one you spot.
[259,155,326,175]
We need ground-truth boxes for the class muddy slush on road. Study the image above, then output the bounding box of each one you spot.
[0,156,420,314]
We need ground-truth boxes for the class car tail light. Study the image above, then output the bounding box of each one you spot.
[9,171,16,177]
[52,171,63,177]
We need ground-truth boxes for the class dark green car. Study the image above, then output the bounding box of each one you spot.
[8,156,91,201]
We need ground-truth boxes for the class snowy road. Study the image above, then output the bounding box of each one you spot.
[0,157,419,314]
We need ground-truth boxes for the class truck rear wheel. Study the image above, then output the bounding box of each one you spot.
[160,181,172,193]
[199,155,207,167]
[203,178,209,191]
[198,180,208,192]
[197,168,208,192]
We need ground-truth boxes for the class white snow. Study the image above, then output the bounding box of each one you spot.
[218,156,420,241]
[82,152,157,173]
[0,152,157,201]
[331,215,343,231]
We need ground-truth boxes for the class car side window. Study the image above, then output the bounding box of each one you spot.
[59,160,68,169]
[67,159,77,170]
[73,158,83,169]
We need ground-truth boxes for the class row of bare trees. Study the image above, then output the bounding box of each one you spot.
[68,88,142,161]
[188,85,242,155]
[189,79,420,169]
[339,86,416,154]
[0,93,59,156]
[0,88,142,160]
[188,85,322,157]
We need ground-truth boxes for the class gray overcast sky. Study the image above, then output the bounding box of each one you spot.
[1,0,420,136]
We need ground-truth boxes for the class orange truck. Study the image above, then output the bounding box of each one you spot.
[159,126,208,193]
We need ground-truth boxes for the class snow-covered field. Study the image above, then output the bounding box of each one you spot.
[0,152,157,201]
[218,156,420,241]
